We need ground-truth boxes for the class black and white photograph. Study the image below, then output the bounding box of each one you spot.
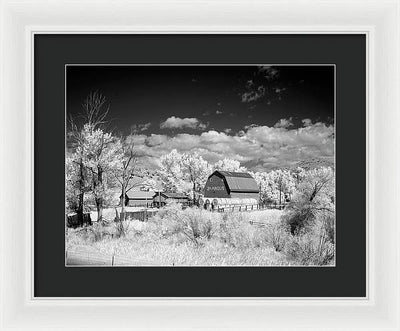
[65,65,335,267]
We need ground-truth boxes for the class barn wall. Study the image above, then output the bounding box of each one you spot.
[153,194,165,203]
[204,174,230,198]
[127,199,152,206]
[153,195,166,205]
[230,192,259,200]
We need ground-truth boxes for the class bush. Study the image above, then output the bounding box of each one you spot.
[266,223,290,252]
[157,202,182,219]
[322,213,335,244]
[282,204,316,235]
[112,208,130,238]
[218,212,256,249]
[150,206,218,246]
[87,222,111,242]
[282,167,334,235]
[113,220,130,238]
[175,208,217,246]
[285,215,335,265]
[285,232,334,265]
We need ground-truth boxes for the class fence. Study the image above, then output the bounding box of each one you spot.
[67,202,284,228]
[214,203,286,213]
[260,203,286,210]
[126,203,154,208]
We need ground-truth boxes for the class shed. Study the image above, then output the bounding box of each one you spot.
[121,190,155,207]
[152,192,190,207]
[203,170,259,200]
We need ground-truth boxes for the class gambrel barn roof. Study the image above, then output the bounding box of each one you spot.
[211,171,259,193]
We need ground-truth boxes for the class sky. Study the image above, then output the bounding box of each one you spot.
[66,65,334,171]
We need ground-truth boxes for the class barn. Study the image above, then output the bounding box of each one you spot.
[201,170,259,211]
[153,192,190,208]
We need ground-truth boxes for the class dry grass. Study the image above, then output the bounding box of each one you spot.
[66,205,334,266]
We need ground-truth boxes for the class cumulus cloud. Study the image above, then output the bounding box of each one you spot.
[274,117,294,129]
[130,120,334,171]
[241,66,283,104]
[258,66,280,80]
[274,87,286,94]
[224,128,233,134]
[160,116,207,130]
[241,85,266,103]
[131,122,151,133]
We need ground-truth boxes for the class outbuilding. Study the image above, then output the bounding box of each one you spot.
[121,190,155,207]
[152,192,190,207]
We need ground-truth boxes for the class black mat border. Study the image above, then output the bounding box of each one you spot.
[34,34,366,297]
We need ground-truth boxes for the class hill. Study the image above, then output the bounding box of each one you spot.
[293,158,334,171]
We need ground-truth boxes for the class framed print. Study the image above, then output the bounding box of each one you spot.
[1,0,399,330]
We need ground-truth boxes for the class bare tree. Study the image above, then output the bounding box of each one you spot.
[81,91,110,130]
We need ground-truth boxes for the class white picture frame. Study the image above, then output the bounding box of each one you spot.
[1,0,399,330]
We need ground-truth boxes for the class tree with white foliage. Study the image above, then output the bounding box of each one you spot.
[159,149,212,203]
[79,124,122,222]
[66,156,84,213]
[213,158,247,172]
[181,152,212,204]
[67,91,115,223]
[296,167,334,206]
[271,169,296,206]
[158,149,186,193]
[252,169,296,207]
[252,171,276,204]
[283,166,335,234]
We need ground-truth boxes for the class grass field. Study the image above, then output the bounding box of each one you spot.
[66,205,334,266]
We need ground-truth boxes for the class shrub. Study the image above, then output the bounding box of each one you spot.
[285,233,334,265]
[87,222,111,242]
[282,203,316,235]
[113,208,130,238]
[322,213,335,244]
[113,220,130,238]
[175,208,217,246]
[157,202,182,219]
[285,216,335,266]
[218,212,256,249]
[266,223,290,252]
[282,167,335,235]
[150,206,218,246]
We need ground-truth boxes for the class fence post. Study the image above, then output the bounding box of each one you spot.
[112,254,115,266]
